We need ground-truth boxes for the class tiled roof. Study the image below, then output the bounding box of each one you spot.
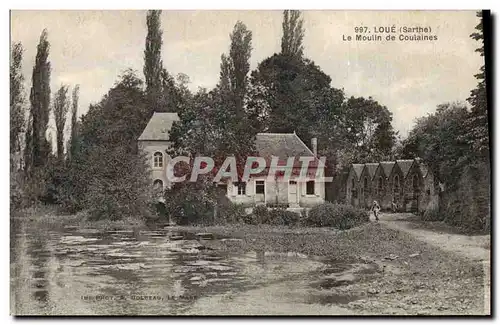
[138,112,180,141]
[364,163,379,178]
[396,159,415,178]
[352,164,365,180]
[255,133,314,160]
[379,161,395,177]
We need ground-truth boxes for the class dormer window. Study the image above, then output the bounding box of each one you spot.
[153,152,163,168]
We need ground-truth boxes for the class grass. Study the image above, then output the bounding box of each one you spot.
[11,205,147,231]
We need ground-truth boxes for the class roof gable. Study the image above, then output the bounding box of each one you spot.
[351,164,364,180]
[379,161,395,177]
[396,159,415,178]
[255,133,314,160]
[138,112,180,141]
[364,163,379,179]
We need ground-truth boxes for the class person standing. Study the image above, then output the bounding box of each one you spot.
[371,200,381,221]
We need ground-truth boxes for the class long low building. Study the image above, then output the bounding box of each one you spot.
[345,158,439,213]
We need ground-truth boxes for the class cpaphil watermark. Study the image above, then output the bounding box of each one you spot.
[165,155,333,183]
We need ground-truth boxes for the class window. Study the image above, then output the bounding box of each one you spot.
[153,179,163,196]
[394,175,400,198]
[306,181,315,195]
[255,181,265,194]
[153,152,163,168]
[378,177,383,196]
[236,182,246,195]
[363,177,369,194]
[351,178,357,198]
[412,174,420,191]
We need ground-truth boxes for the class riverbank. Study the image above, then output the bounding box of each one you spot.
[11,205,147,231]
[171,220,489,315]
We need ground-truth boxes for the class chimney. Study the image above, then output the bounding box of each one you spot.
[311,137,317,156]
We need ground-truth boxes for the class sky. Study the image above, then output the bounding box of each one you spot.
[10,10,484,138]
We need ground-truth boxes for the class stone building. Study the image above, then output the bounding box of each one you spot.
[345,158,438,213]
[372,161,395,210]
[345,163,364,207]
[138,112,325,210]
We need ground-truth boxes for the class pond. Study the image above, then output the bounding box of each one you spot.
[10,221,374,315]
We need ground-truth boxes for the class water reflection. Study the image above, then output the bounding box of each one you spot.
[27,233,50,306]
[11,224,362,315]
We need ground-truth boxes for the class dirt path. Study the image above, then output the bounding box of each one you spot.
[377,212,491,315]
[377,213,490,262]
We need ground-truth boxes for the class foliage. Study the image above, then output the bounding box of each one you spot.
[169,21,256,181]
[163,175,218,225]
[10,42,25,156]
[68,85,80,161]
[464,11,489,158]
[220,20,252,118]
[53,84,70,159]
[268,208,301,226]
[83,147,153,221]
[248,53,343,145]
[281,10,305,58]
[144,10,163,113]
[28,29,52,171]
[216,201,247,224]
[439,161,490,231]
[401,103,470,190]
[306,202,369,229]
[73,71,153,219]
[336,96,397,167]
[251,205,269,224]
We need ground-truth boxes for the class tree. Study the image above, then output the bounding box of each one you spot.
[10,42,25,157]
[29,29,51,170]
[464,11,489,158]
[53,85,70,159]
[73,70,152,218]
[144,10,163,113]
[402,102,469,188]
[337,96,397,166]
[157,70,192,113]
[220,21,252,118]
[68,85,80,160]
[248,54,342,145]
[281,10,305,58]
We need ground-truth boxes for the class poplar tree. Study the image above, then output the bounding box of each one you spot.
[144,10,163,113]
[53,85,70,159]
[29,29,51,170]
[10,42,25,156]
[281,10,305,58]
[68,85,80,160]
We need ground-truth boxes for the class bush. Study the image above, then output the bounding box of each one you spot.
[306,202,369,230]
[217,202,247,224]
[252,205,269,224]
[268,208,301,226]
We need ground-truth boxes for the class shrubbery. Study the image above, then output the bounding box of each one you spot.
[305,202,369,229]
[241,205,301,226]
[217,201,247,224]
[268,208,301,226]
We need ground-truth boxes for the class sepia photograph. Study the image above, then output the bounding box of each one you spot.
[9,8,491,316]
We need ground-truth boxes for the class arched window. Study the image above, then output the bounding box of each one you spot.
[153,179,164,193]
[378,177,383,196]
[363,177,368,194]
[394,175,400,194]
[351,178,357,198]
[153,152,163,168]
[412,174,419,191]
